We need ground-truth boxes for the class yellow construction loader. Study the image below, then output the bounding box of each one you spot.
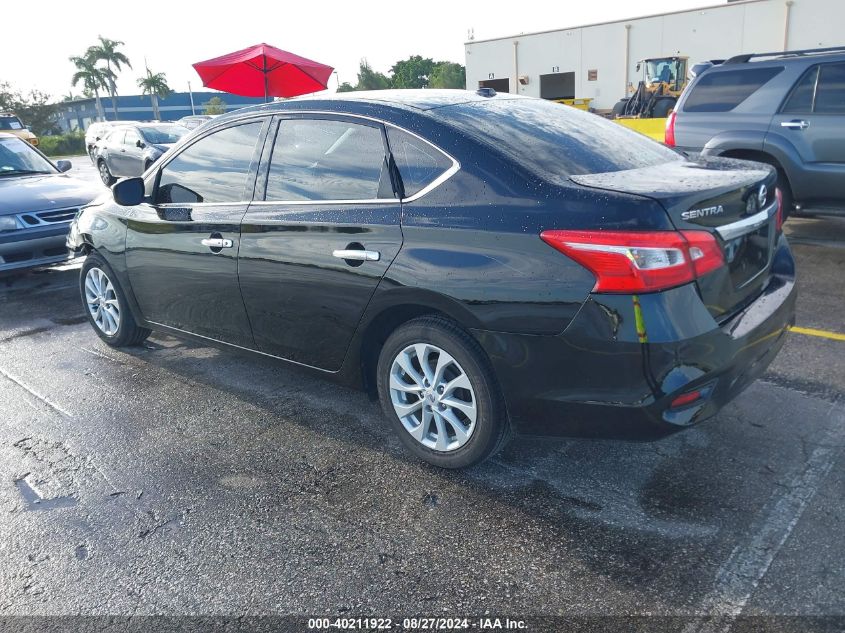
[613,56,689,119]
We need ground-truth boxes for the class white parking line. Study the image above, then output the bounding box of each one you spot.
[684,403,843,632]
[0,366,74,419]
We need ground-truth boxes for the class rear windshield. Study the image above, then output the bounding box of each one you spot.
[428,98,681,180]
[0,116,24,130]
[683,67,783,112]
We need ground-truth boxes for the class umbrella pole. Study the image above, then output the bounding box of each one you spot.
[263,56,269,103]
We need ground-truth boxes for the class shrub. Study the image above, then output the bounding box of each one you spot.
[38,131,86,157]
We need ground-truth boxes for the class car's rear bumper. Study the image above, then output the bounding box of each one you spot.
[0,224,73,273]
[473,234,797,439]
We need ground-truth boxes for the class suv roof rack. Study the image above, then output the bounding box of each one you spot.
[725,46,845,64]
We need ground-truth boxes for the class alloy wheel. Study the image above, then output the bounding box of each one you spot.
[84,267,121,336]
[389,343,477,452]
[98,162,111,185]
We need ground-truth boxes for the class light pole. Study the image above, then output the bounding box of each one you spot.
[188,81,196,115]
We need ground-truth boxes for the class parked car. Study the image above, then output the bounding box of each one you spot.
[0,133,101,273]
[668,46,845,217]
[94,123,189,185]
[0,113,38,147]
[85,121,125,163]
[68,90,796,468]
[177,115,217,130]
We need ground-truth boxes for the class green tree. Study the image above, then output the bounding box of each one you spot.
[70,54,109,121]
[355,59,391,91]
[0,82,60,136]
[429,62,466,89]
[202,96,227,115]
[336,81,356,93]
[137,67,172,120]
[86,36,132,118]
[390,55,436,89]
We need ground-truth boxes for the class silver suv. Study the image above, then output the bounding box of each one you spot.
[668,47,845,217]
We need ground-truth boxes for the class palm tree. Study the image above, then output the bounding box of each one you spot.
[70,55,108,121]
[137,67,172,120]
[87,37,132,118]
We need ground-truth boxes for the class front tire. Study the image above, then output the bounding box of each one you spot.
[611,99,629,118]
[97,160,115,186]
[80,253,150,347]
[652,97,676,118]
[376,316,509,469]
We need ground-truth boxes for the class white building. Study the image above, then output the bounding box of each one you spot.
[464,0,845,110]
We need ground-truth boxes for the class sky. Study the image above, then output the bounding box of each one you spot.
[2,0,711,99]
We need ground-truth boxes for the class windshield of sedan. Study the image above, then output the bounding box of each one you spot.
[430,97,682,181]
[0,136,55,175]
[139,125,188,145]
[0,116,24,130]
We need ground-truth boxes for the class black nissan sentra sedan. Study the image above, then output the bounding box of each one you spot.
[67,89,796,468]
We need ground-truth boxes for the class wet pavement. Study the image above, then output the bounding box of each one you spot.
[0,164,843,622]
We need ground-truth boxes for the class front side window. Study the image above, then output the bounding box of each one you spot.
[683,67,783,113]
[265,118,389,202]
[386,127,453,197]
[124,129,141,147]
[156,121,263,205]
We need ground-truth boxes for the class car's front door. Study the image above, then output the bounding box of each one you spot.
[238,115,403,370]
[125,118,268,347]
[121,128,145,177]
[769,61,845,203]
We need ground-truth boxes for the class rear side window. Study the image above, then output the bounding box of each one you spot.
[386,128,453,197]
[782,67,817,113]
[156,121,262,204]
[683,67,783,112]
[265,118,389,202]
[815,63,845,114]
[429,98,681,180]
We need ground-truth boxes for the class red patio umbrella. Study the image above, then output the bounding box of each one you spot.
[192,43,334,101]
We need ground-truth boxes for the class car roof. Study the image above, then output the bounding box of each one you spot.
[221,89,525,122]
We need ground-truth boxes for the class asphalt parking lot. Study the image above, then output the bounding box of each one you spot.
[0,157,843,626]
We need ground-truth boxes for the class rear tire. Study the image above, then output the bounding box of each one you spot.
[376,316,510,469]
[80,252,150,347]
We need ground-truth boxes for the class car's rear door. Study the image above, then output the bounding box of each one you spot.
[125,117,269,347]
[237,114,402,371]
[767,61,845,203]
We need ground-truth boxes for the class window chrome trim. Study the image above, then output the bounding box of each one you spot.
[248,198,400,207]
[715,199,778,241]
[145,109,461,207]
[264,110,461,205]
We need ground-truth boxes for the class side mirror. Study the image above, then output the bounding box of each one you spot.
[636,62,641,72]
[136,139,145,148]
[112,177,145,206]
[55,160,72,173]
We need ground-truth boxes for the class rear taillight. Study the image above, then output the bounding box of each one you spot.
[664,110,677,147]
[539,230,724,293]
[775,187,784,232]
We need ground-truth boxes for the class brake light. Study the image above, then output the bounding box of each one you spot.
[775,187,784,232]
[664,110,677,147]
[539,230,724,293]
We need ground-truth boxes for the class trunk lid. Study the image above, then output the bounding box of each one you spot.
[571,156,778,320]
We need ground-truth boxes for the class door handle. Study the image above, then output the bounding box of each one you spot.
[332,249,380,261]
[201,237,233,249]
[781,120,810,130]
